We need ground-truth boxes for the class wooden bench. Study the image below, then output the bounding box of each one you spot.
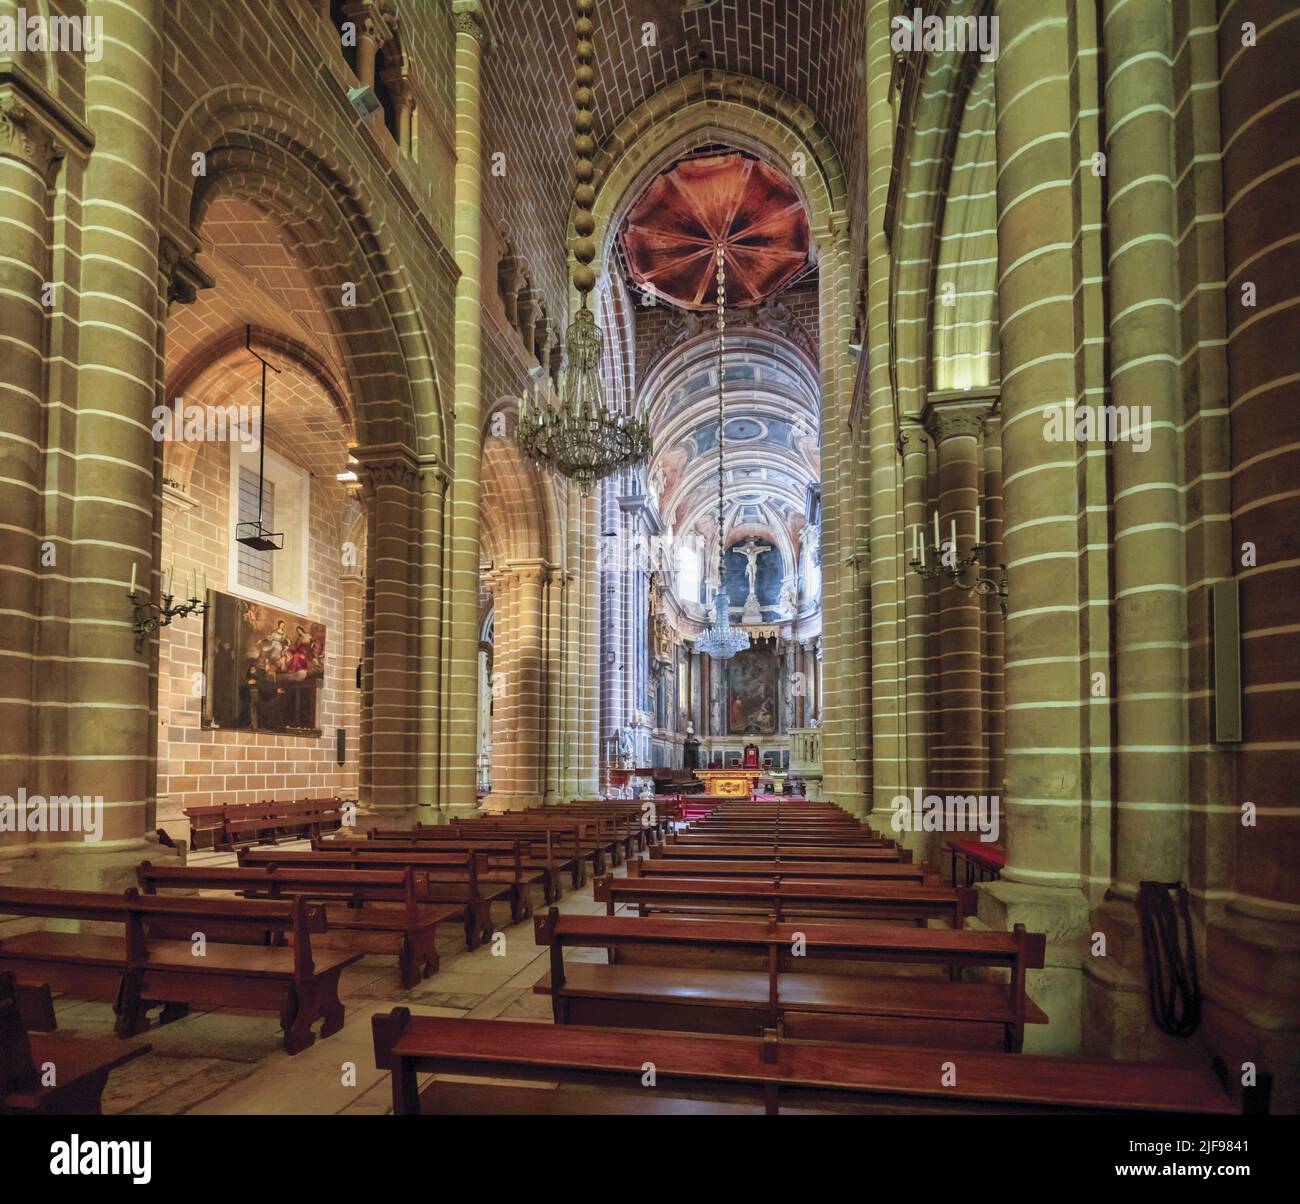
[137,862,459,988]
[2,972,151,1116]
[181,803,228,850]
[652,843,909,864]
[0,886,358,1054]
[596,874,973,927]
[454,816,619,873]
[372,1012,1259,1115]
[950,839,1007,886]
[340,832,560,905]
[630,857,931,886]
[238,847,515,949]
[420,819,607,884]
[533,910,1047,1051]
[365,829,572,900]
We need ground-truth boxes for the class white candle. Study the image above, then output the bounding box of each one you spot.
[165,563,173,596]
[950,519,957,550]
[129,562,136,595]
[933,510,940,550]
[976,504,982,545]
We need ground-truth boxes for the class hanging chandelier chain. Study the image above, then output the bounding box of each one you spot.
[514,0,651,494]
[716,243,726,578]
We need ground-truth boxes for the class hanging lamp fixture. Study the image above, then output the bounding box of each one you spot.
[515,0,650,494]
[235,325,283,553]
[695,247,750,662]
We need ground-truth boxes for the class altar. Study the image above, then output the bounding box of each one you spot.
[693,768,762,797]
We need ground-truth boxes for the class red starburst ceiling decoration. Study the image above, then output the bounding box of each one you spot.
[618,152,810,311]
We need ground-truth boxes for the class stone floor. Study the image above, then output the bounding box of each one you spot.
[46,842,612,1116]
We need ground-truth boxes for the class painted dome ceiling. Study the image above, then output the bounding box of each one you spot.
[618,151,811,311]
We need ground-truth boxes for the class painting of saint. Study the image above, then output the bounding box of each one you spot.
[203,592,326,734]
[726,645,776,735]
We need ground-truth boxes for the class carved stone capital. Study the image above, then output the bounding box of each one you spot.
[452,3,488,43]
[896,423,930,456]
[924,410,984,443]
[0,97,65,181]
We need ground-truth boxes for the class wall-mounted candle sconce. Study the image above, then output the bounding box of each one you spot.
[908,508,1008,615]
[127,562,208,652]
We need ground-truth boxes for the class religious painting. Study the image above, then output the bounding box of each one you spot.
[203,591,326,735]
[726,644,777,736]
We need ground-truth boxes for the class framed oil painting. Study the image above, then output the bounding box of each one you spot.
[202,591,325,735]
[726,644,777,736]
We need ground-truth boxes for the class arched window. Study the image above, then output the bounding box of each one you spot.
[677,534,703,605]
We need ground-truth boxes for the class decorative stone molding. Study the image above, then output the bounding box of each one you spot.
[159,233,216,307]
[353,442,420,492]
[924,410,984,442]
[0,66,93,182]
[0,97,64,178]
[452,2,487,43]
[644,290,817,377]
[896,423,930,456]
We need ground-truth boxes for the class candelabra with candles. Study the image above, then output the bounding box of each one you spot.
[908,506,1008,615]
[127,562,208,652]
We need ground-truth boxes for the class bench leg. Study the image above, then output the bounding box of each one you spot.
[280,987,317,1055]
[158,1001,190,1025]
[543,870,562,905]
[113,970,147,1038]
[399,932,439,989]
[509,884,532,924]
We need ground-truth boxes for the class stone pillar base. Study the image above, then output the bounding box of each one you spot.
[482,794,540,814]
[0,839,156,892]
[975,878,1090,1053]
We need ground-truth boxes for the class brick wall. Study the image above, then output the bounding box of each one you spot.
[156,431,361,828]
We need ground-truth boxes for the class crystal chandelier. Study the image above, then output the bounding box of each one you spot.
[515,0,650,494]
[695,246,750,662]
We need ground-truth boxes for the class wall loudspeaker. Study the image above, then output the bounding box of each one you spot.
[348,85,381,120]
[1210,579,1242,743]
[336,728,346,767]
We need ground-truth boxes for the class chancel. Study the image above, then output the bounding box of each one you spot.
[0,0,1294,1140]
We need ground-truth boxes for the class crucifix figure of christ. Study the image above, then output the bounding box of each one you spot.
[737,536,770,601]
[736,536,770,624]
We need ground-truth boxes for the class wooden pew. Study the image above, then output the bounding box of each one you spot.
[347,831,563,904]
[181,803,227,850]
[237,847,513,949]
[652,843,909,864]
[595,874,974,928]
[533,910,1046,1051]
[454,815,620,873]
[630,857,931,887]
[1,972,151,1116]
[0,886,357,1054]
[137,862,459,988]
[372,1012,1259,1116]
[420,818,607,883]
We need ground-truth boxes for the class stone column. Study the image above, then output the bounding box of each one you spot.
[1101,0,1188,894]
[981,414,1005,797]
[444,1,487,813]
[55,0,164,871]
[925,407,986,804]
[499,558,546,810]
[862,0,902,820]
[488,568,516,803]
[576,489,601,795]
[417,463,448,815]
[816,220,862,812]
[357,451,421,819]
[977,0,1107,1052]
[0,77,69,868]
[340,571,366,801]
[898,422,931,849]
[542,564,567,803]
